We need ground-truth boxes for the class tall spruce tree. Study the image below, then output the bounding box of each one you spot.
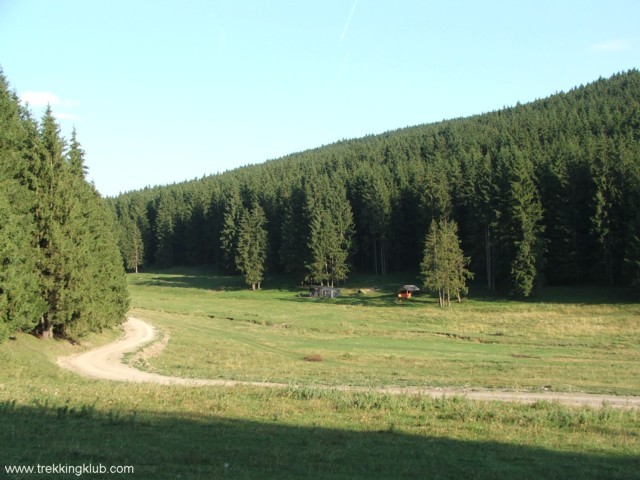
[279,186,308,281]
[34,105,72,336]
[73,188,129,334]
[220,184,243,273]
[499,146,544,297]
[0,72,46,338]
[118,213,144,273]
[305,175,354,286]
[68,127,88,178]
[420,219,472,307]
[471,152,500,291]
[0,96,130,339]
[0,185,46,339]
[236,202,268,290]
[621,139,640,287]
[351,166,391,274]
[153,190,177,268]
[4,92,129,340]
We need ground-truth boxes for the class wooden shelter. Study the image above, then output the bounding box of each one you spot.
[397,284,420,299]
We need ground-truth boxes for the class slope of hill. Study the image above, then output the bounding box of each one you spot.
[112,70,640,293]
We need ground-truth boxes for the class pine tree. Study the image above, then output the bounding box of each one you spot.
[307,206,336,286]
[220,184,243,273]
[421,221,445,306]
[236,202,268,290]
[352,166,391,274]
[44,125,129,337]
[305,175,354,286]
[279,186,308,281]
[445,221,474,302]
[68,127,88,178]
[153,190,177,268]
[73,189,129,334]
[621,140,640,288]
[538,142,582,284]
[499,146,544,297]
[33,105,72,336]
[118,214,144,273]
[0,71,46,338]
[420,219,472,307]
[469,152,499,291]
[5,99,130,339]
[0,185,46,339]
[590,137,618,284]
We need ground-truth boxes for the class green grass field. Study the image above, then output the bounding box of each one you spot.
[129,269,640,395]
[1,267,639,479]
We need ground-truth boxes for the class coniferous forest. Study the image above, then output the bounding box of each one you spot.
[2,69,640,341]
[111,71,640,296]
[0,70,129,341]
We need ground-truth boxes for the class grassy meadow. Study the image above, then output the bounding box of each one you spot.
[1,267,639,479]
[129,269,640,395]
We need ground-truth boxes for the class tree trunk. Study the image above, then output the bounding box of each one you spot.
[373,236,378,275]
[40,316,54,339]
[485,225,493,290]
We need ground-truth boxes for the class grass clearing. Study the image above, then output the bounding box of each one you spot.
[1,267,639,478]
[129,268,640,395]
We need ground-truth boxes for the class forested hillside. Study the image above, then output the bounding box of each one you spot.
[112,71,640,295]
[0,70,129,341]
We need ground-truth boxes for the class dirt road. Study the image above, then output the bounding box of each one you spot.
[57,317,283,388]
[58,317,640,409]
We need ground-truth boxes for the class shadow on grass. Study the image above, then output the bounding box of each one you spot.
[131,267,639,306]
[130,267,303,293]
[279,293,431,309]
[133,274,245,291]
[467,285,639,306]
[529,286,639,305]
[1,401,637,480]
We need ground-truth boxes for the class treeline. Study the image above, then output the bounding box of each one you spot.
[0,70,129,341]
[111,71,640,295]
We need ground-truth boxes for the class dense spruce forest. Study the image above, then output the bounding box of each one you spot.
[0,70,129,341]
[112,71,640,296]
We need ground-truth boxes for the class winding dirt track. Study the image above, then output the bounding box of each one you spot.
[58,317,640,409]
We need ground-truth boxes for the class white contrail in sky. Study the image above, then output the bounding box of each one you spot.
[591,38,633,53]
[340,0,359,44]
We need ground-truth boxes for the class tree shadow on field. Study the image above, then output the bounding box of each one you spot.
[1,401,637,480]
[529,286,639,305]
[279,293,430,309]
[464,285,639,306]
[134,274,244,291]
[131,268,303,293]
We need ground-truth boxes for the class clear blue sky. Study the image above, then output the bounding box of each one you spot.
[1,0,638,196]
